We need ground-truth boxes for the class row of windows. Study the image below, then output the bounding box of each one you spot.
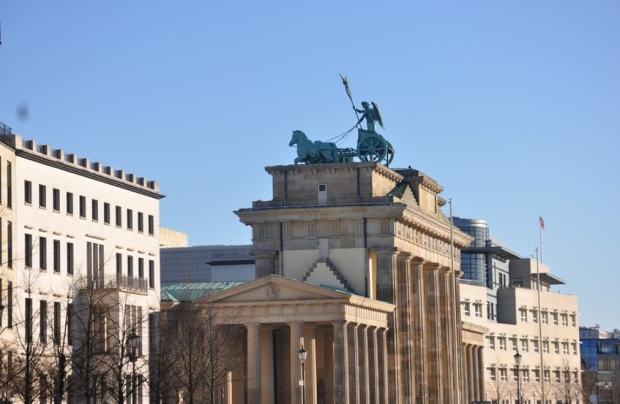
[487,335,579,356]
[488,366,579,384]
[24,181,155,235]
[24,234,74,274]
[115,253,156,289]
[0,218,13,269]
[24,297,72,346]
[518,307,577,327]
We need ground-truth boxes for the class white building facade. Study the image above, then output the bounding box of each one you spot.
[0,134,162,403]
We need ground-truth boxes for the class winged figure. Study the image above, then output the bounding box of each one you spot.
[355,101,384,133]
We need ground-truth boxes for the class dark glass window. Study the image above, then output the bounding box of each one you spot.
[53,188,60,211]
[67,303,73,346]
[39,237,47,270]
[39,185,46,208]
[40,300,47,343]
[138,258,144,279]
[79,196,86,218]
[24,180,32,204]
[148,215,154,236]
[115,206,122,227]
[6,161,11,209]
[25,234,33,268]
[25,297,32,343]
[116,253,122,275]
[66,192,74,214]
[149,260,155,289]
[54,302,61,345]
[127,209,133,230]
[67,242,74,275]
[7,282,12,328]
[138,212,144,233]
[127,256,133,278]
[53,240,61,273]
[104,203,110,224]
[92,199,98,221]
[7,221,11,268]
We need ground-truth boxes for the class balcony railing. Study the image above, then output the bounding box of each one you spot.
[81,275,149,294]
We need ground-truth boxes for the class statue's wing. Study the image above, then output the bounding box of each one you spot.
[372,102,384,128]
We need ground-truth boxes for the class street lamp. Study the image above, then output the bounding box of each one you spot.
[514,350,522,404]
[127,330,140,404]
[298,345,307,404]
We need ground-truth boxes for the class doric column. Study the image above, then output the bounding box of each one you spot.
[290,321,303,404]
[225,370,233,404]
[461,343,468,404]
[246,323,262,403]
[397,252,413,403]
[375,249,401,404]
[369,327,380,404]
[379,328,390,404]
[303,325,318,404]
[468,345,475,403]
[439,267,453,402]
[260,326,275,404]
[359,325,371,404]
[348,323,360,404]
[472,344,480,400]
[410,257,427,403]
[477,346,485,402]
[254,251,277,277]
[423,262,443,403]
[333,321,350,404]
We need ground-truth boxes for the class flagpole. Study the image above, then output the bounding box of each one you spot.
[535,247,545,403]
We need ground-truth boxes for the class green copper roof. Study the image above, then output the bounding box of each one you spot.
[161,281,245,302]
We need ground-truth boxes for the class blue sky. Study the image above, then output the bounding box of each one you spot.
[1,1,619,329]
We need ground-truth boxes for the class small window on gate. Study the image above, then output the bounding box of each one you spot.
[318,184,326,192]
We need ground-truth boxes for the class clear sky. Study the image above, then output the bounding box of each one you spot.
[1,1,619,329]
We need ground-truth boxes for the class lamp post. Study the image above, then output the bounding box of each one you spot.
[514,350,522,404]
[127,330,140,404]
[298,345,307,404]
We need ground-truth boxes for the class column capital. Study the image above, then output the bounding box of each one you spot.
[245,323,261,329]
[410,256,425,265]
[373,247,398,257]
[396,250,412,261]
[422,261,441,271]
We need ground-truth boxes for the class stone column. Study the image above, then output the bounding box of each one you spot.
[468,345,475,403]
[375,248,401,404]
[333,321,350,404]
[472,344,480,401]
[369,327,380,404]
[379,328,390,404]
[246,323,262,403]
[410,257,427,403]
[261,327,275,404]
[439,267,453,402]
[477,346,485,402]
[255,251,277,277]
[454,271,465,402]
[359,325,371,404]
[397,252,413,403]
[290,321,303,404]
[303,325,318,404]
[461,344,468,404]
[348,323,360,404]
[423,263,443,403]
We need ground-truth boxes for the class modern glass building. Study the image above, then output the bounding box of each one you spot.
[453,218,489,284]
[580,326,620,403]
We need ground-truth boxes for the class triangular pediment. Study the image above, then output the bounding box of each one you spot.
[200,275,350,304]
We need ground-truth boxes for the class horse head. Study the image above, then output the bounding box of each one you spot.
[289,130,307,147]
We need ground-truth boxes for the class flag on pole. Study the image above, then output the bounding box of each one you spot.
[539,216,545,230]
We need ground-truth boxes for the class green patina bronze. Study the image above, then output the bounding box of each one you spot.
[290,78,395,166]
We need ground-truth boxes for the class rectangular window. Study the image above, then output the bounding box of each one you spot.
[25,234,33,268]
[67,242,74,275]
[116,253,122,276]
[39,185,46,208]
[7,282,12,328]
[39,236,47,270]
[53,188,60,211]
[53,240,61,273]
[543,341,550,353]
[115,206,122,227]
[92,199,98,221]
[552,312,558,325]
[570,314,576,327]
[499,337,506,351]
[463,302,470,316]
[67,303,73,346]
[148,215,154,235]
[54,302,61,345]
[66,192,73,215]
[138,212,144,232]
[40,300,47,343]
[79,195,86,218]
[533,339,540,353]
[6,162,11,209]
[25,297,33,343]
[7,221,11,268]
[474,304,482,317]
[127,256,133,278]
[104,203,110,224]
[138,257,144,279]
[127,209,133,230]
[149,260,155,289]
[24,180,32,204]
